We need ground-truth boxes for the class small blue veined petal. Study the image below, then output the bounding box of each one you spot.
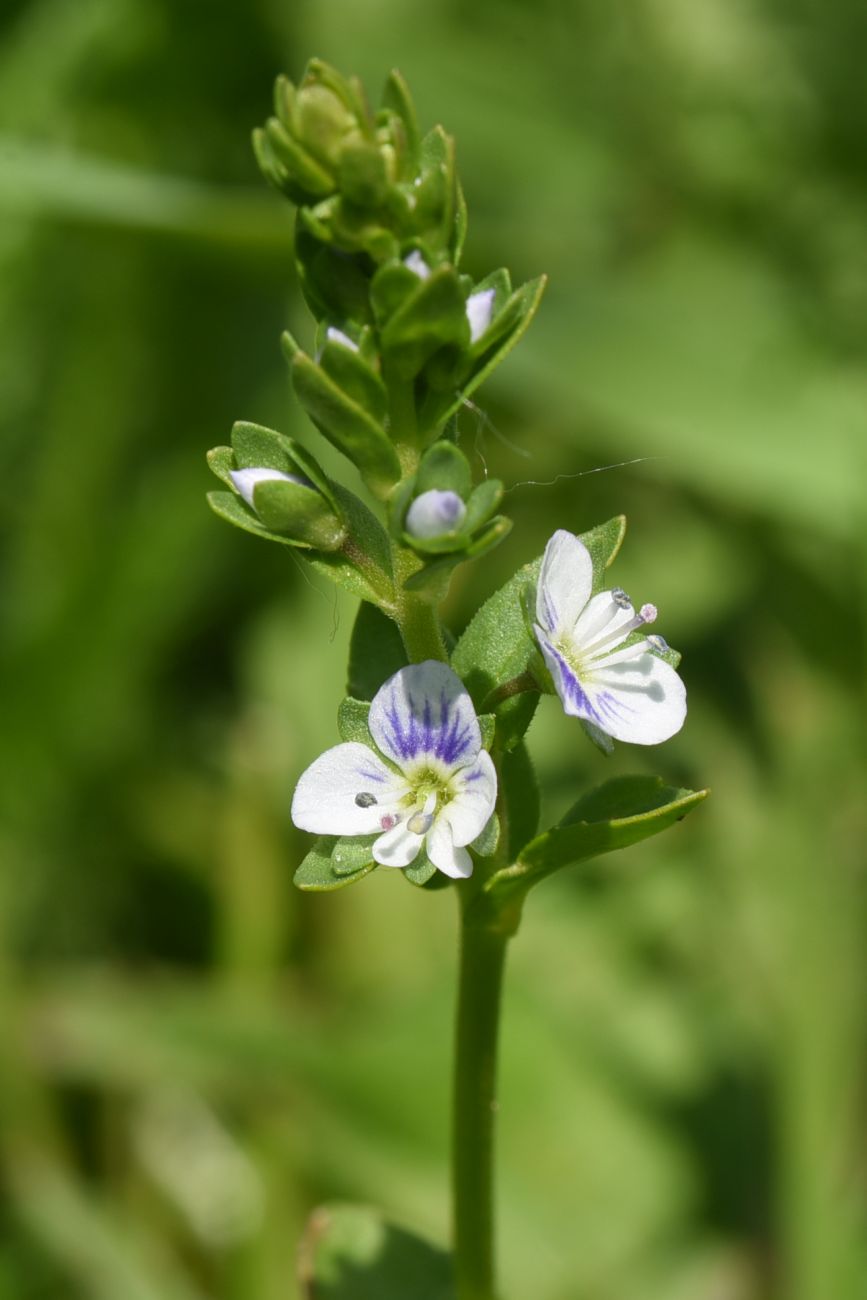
[465,288,495,344]
[405,489,467,540]
[229,466,313,508]
[369,661,482,772]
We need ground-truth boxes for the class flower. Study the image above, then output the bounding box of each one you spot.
[405,489,468,539]
[465,288,495,343]
[291,661,497,879]
[229,466,313,508]
[533,530,686,745]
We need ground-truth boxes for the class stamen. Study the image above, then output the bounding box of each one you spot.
[647,634,668,653]
[408,810,434,835]
[611,587,631,609]
[580,595,660,660]
[380,813,398,831]
[355,792,378,808]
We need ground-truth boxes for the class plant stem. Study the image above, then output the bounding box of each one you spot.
[452,894,509,1300]
[398,591,449,662]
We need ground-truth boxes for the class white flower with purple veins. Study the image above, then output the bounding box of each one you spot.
[291,661,497,879]
[534,530,687,745]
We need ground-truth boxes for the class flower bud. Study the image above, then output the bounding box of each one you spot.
[405,489,467,539]
[229,467,312,507]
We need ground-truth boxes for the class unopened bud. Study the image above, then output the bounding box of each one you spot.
[405,489,467,540]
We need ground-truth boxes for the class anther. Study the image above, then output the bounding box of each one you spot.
[647,634,668,654]
[639,603,658,624]
[355,792,378,808]
[380,813,398,831]
[611,587,631,609]
[407,810,434,835]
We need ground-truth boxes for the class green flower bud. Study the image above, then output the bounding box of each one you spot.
[207,422,346,551]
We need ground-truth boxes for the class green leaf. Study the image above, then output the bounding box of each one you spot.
[382,69,420,170]
[207,490,311,548]
[318,337,388,424]
[471,812,500,858]
[348,602,408,699]
[420,275,547,427]
[307,484,395,608]
[263,118,335,198]
[416,441,472,498]
[294,837,377,891]
[337,697,372,744]
[295,226,373,324]
[299,1203,454,1299]
[380,265,469,379]
[338,140,389,207]
[478,713,496,751]
[499,741,540,860]
[488,777,708,898]
[290,353,401,495]
[403,852,438,887]
[462,479,504,532]
[251,478,345,550]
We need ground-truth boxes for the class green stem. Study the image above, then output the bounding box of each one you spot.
[398,591,449,662]
[452,895,509,1300]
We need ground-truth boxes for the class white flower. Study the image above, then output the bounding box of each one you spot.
[229,467,312,508]
[403,250,431,280]
[405,489,467,539]
[291,661,497,879]
[465,288,495,344]
[325,326,359,352]
[534,530,686,745]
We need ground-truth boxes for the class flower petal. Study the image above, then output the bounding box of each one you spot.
[373,819,425,868]
[442,751,498,846]
[583,653,687,745]
[369,661,481,773]
[426,819,473,879]
[535,625,601,722]
[536,530,593,635]
[291,742,408,836]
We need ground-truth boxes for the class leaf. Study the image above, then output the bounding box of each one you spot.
[290,352,401,495]
[299,1203,454,1299]
[403,852,438,887]
[206,490,310,548]
[337,697,372,744]
[380,265,470,379]
[471,812,500,858]
[382,69,420,171]
[488,776,708,898]
[308,483,395,608]
[294,837,378,891]
[499,741,540,861]
[420,274,547,427]
[348,602,408,699]
[318,338,388,424]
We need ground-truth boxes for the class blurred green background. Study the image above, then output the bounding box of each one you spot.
[1,1,865,1297]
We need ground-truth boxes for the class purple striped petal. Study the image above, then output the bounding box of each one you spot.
[369,661,481,774]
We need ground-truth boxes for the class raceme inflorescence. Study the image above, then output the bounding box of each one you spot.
[206,59,706,1300]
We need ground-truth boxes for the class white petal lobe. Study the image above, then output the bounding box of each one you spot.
[291,742,407,836]
[536,531,594,635]
[369,661,481,773]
